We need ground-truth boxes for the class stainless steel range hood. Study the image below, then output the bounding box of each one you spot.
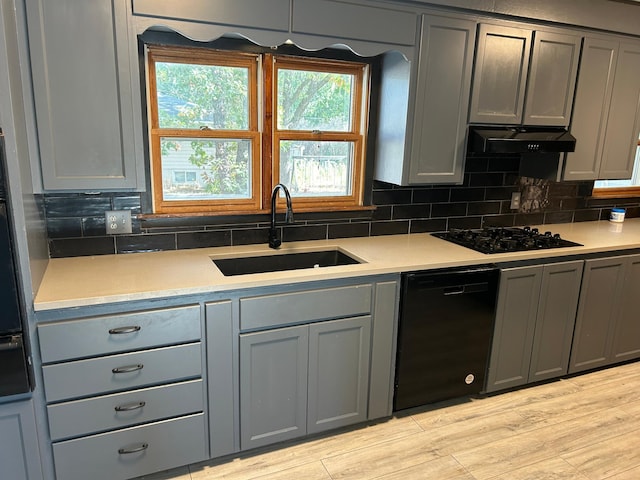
[468,126,577,154]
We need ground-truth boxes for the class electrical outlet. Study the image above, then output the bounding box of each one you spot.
[510,192,521,210]
[105,210,132,234]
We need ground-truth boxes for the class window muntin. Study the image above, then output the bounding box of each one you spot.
[147,45,369,215]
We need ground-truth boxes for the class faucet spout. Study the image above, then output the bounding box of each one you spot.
[269,183,294,249]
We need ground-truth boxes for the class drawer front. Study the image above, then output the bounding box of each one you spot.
[240,283,372,331]
[38,305,201,363]
[52,413,207,480]
[47,379,204,441]
[42,343,202,403]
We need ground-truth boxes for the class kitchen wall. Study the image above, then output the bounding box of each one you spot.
[43,154,640,258]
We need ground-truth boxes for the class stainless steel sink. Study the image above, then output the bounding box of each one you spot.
[212,249,362,276]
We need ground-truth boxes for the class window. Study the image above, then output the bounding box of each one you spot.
[146,45,370,215]
[593,136,640,197]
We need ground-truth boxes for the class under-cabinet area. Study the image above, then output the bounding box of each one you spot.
[35,275,400,479]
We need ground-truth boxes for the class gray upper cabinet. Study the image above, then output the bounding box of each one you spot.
[291,0,417,46]
[470,24,532,125]
[132,0,290,32]
[374,12,476,185]
[564,37,640,180]
[470,23,580,126]
[26,0,143,191]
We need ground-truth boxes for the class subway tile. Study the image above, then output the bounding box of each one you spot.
[370,221,410,236]
[486,186,518,201]
[231,227,270,246]
[412,188,451,204]
[282,225,327,242]
[409,218,447,233]
[45,195,112,217]
[431,202,467,218]
[450,187,485,202]
[464,157,489,172]
[574,209,602,223]
[82,217,107,237]
[113,195,142,213]
[544,211,574,224]
[46,218,82,239]
[468,172,505,187]
[393,204,430,220]
[176,230,232,249]
[515,213,545,226]
[49,237,116,258]
[447,216,483,230]
[116,234,177,254]
[467,201,501,215]
[482,214,516,227]
[488,156,520,172]
[371,205,392,221]
[328,222,370,239]
[372,189,413,206]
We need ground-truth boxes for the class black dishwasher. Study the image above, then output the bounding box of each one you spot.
[394,265,499,411]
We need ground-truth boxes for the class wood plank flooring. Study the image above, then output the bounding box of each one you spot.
[137,361,640,480]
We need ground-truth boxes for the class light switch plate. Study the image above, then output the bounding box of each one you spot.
[105,210,132,234]
[510,192,521,210]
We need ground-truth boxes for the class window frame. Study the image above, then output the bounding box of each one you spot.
[146,44,370,215]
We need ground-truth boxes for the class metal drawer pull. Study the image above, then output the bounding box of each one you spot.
[118,443,148,455]
[112,364,144,374]
[109,326,141,334]
[114,401,146,412]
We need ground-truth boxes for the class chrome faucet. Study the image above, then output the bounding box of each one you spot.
[269,183,294,249]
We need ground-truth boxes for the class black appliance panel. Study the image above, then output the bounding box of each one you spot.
[394,265,499,411]
[0,335,30,396]
[0,202,21,333]
[468,126,576,154]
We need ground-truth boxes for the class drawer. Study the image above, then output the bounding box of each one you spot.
[240,283,372,331]
[52,413,207,480]
[38,305,201,363]
[42,343,202,403]
[47,379,204,441]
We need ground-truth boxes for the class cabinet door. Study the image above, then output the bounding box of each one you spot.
[0,400,44,480]
[486,266,542,393]
[528,261,583,382]
[599,41,640,180]
[26,0,141,190]
[409,14,476,184]
[611,255,640,362]
[307,316,371,435]
[563,37,617,180]
[523,31,581,126]
[469,24,532,124]
[239,325,308,450]
[569,257,626,374]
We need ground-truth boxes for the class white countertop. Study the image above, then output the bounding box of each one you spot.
[34,219,640,311]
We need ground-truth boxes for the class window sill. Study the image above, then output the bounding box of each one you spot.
[592,187,640,199]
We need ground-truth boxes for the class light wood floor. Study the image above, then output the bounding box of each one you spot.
[139,361,640,480]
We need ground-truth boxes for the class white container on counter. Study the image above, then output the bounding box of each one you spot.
[610,208,626,223]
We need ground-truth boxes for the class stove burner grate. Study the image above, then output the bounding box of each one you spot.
[432,226,582,254]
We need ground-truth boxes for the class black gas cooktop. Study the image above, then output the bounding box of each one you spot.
[432,226,582,254]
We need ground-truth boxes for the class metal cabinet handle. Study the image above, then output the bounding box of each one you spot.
[118,443,148,455]
[114,401,146,412]
[108,326,141,334]
[112,364,144,374]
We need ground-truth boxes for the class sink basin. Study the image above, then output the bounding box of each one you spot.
[212,249,362,276]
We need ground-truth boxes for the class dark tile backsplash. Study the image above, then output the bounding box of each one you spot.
[44,155,640,258]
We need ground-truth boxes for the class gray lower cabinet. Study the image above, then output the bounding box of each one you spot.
[26,0,143,190]
[38,304,208,480]
[0,399,44,480]
[470,23,580,126]
[237,276,398,452]
[564,37,640,180]
[240,316,371,450]
[487,261,583,392]
[570,254,640,373]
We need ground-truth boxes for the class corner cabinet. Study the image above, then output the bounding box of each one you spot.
[0,399,44,480]
[486,260,583,393]
[564,38,640,181]
[26,0,143,191]
[469,23,580,126]
[569,253,640,373]
[375,12,476,186]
